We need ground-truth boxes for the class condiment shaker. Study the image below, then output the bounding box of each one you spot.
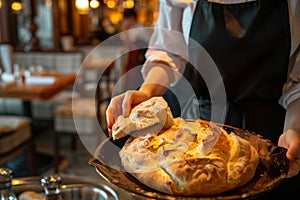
[41,175,63,200]
[0,168,17,200]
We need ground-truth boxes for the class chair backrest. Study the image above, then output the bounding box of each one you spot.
[78,45,129,96]
[13,51,83,74]
[0,115,35,176]
[78,45,129,80]
[0,115,31,161]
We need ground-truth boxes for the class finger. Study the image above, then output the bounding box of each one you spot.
[287,143,300,174]
[287,159,300,178]
[278,133,287,148]
[279,130,300,178]
[106,104,115,131]
[283,130,300,161]
[122,90,135,116]
[106,97,123,127]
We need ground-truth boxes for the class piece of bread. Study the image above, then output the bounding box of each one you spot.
[18,191,45,200]
[119,118,259,196]
[111,96,174,140]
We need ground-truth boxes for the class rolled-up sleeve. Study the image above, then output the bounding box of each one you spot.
[279,0,300,109]
[279,50,300,109]
[141,0,193,86]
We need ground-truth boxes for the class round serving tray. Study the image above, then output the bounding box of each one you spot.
[89,123,289,200]
[12,175,119,200]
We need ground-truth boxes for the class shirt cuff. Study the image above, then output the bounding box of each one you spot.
[142,49,187,86]
[279,82,300,109]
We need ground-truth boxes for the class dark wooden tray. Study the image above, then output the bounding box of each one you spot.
[89,123,288,200]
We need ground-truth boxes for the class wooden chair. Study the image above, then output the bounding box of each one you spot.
[0,115,36,176]
[53,98,98,173]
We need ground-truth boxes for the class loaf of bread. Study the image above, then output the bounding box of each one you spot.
[114,97,259,196]
[111,97,174,140]
[18,191,45,200]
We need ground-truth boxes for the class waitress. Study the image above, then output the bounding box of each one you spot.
[106,0,300,197]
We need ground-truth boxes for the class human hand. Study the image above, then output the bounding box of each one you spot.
[278,128,300,178]
[106,90,151,135]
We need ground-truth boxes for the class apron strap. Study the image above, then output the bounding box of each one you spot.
[288,43,300,78]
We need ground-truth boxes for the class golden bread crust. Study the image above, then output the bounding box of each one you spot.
[112,97,174,140]
[120,119,259,196]
[114,97,259,196]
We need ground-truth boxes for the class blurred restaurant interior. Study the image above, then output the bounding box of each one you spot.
[0,0,158,199]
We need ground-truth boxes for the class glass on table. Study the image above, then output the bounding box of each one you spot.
[29,64,46,76]
[13,63,23,85]
[0,69,4,88]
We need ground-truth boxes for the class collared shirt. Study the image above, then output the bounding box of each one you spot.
[142,0,300,109]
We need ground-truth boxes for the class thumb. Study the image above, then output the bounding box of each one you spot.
[280,130,300,161]
[278,130,300,178]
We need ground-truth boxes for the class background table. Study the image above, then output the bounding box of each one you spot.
[0,73,76,117]
[0,73,76,175]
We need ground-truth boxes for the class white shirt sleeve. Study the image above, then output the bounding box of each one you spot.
[279,47,300,109]
[279,0,300,109]
[141,0,195,86]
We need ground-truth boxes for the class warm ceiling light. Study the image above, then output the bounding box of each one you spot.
[123,0,134,9]
[90,0,100,9]
[11,1,23,12]
[106,0,116,8]
[75,0,89,14]
[110,12,122,25]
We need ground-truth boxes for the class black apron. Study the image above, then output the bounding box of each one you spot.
[183,0,300,198]
[185,0,290,143]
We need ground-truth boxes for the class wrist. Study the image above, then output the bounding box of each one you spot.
[139,83,167,98]
[139,64,173,97]
[284,98,300,131]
